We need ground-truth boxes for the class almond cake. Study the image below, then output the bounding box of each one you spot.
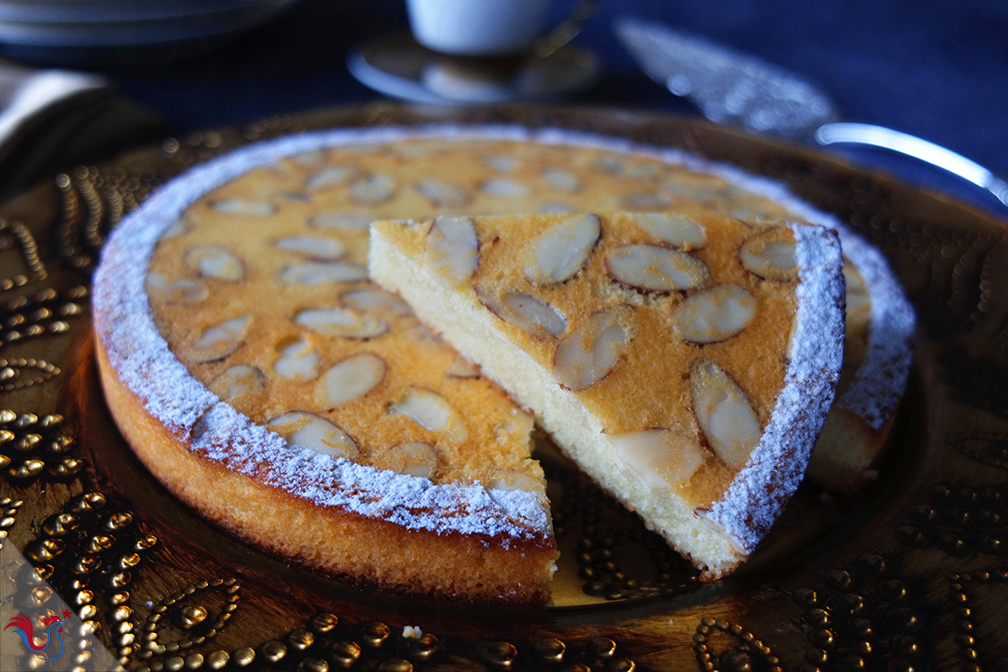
[93,125,914,598]
[370,212,845,577]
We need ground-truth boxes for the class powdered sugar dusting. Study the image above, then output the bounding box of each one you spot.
[708,223,846,553]
[191,402,548,539]
[93,212,216,434]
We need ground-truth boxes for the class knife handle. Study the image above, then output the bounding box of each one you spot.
[815,122,1008,211]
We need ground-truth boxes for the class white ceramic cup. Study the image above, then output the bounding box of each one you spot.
[406,0,557,56]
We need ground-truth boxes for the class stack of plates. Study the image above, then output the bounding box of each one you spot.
[0,0,301,62]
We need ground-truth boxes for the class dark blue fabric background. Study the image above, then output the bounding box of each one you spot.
[104,0,1007,216]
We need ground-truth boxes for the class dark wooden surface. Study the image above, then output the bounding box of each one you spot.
[0,104,1006,671]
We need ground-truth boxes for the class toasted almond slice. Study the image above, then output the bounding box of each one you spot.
[273,337,319,381]
[295,307,388,339]
[186,315,251,362]
[409,322,442,344]
[501,291,567,337]
[621,192,668,209]
[659,178,723,202]
[483,155,519,172]
[145,273,209,304]
[487,469,545,518]
[606,244,710,292]
[475,285,567,338]
[308,212,373,230]
[276,236,346,260]
[185,245,244,282]
[315,353,386,407]
[210,198,276,216]
[278,190,311,203]
[671,284,756,344]
[540,202,573,214]
[611,428,706,488]
[690,359,760,470]
[416,180,470,207]
[488,470,541,494]
[493,410,533,446]
[305,165,357,190]
[625,162,659,180]
[730,208,778,222]
[524,213,601,285]
[553,306,634,390]
[292,149,325,166]
[625,212,706,250]
[739,229,797,280]
[208,364,264,403]
[389,388,469,444]
[280,262,367,285]
[591,155,623,175]
[542,168,581,192]
[162,218,190,238]
[341,287,413,316]
[482,178,531,198]
[267,411,358,459]
[350,173,395,205]
[385,442,439,479]
[425,216,479,286]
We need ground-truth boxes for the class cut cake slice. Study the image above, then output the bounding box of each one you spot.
[370,211,846,578]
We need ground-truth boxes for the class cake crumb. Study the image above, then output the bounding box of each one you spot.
[403,625,423,639]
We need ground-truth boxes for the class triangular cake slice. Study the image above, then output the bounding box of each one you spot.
[370,211,845,578]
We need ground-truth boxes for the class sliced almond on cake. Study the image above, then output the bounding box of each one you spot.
[370,211,845,579]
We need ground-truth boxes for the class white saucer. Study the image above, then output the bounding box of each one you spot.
[347,32,601,104]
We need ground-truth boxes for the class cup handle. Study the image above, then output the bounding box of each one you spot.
[531,0,600,58]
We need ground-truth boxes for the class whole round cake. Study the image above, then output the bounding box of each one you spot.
[92,125,914,601]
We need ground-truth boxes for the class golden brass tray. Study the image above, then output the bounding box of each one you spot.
[1,104,1006,671]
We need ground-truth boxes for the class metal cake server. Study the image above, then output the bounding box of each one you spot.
[615,17,1008,210]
